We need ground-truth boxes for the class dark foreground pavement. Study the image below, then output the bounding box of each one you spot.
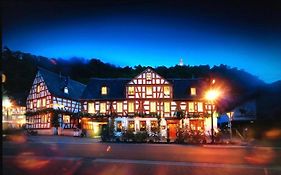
[3,135,281,175]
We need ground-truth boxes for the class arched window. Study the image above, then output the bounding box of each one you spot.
[64,87,69,94]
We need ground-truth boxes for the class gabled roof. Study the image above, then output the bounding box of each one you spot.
[38,67,86,100]
[168,78,208,100]
[81,78,131,100]
[127,67,170,85]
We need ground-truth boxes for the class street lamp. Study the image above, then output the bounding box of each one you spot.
[205,89,220,143]
[227,112,234,141]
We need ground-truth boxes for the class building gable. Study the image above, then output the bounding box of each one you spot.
[126,68,172,99]
[128,68,170,85]
[26,71,52,111]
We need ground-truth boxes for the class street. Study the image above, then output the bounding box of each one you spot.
[3,136,281,175]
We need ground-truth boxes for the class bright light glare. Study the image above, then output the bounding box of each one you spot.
[3,97,12,108]
[205,89,220,101]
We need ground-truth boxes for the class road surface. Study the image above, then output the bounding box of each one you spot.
[3,136,281,175]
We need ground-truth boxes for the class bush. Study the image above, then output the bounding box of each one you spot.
[134,131,149,143]
[148,131,161,143]
[185,130,207,144]
[101,125,110,142]
[175,128,186,143]
[122,130,135,142]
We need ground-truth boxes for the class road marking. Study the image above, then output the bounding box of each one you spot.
[3,155,281,170]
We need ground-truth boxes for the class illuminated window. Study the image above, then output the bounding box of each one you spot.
[42,98,46,107]
[128,102,134,113]
[117,102,123,113]
[150,102,156,113]
[128,86,134,95]
[197,102,203,112]
[116,121,122,132]
[188,102,195,112]
[190,88,196,96]
[146,87,152,95]
[64,87,69,94]
[128,121,135,131]
[88,102,95,114]
[36,85,41,93]
[37,99,41,108]
[63,115,70,123]
[100,103,106,113]
[151,121,158,132]
[164,102,170,112]
[30,101,33,109]
[146,72,152,80]
[96,104,100,111]
[101,86,107,95]
[164,86,170,96]
[140,121,146,131]
[45,115,49,123]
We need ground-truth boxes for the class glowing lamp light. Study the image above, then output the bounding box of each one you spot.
[205,89,220,101]
[3,98,12,108]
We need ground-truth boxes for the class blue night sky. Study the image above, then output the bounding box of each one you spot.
[2,0,281,83]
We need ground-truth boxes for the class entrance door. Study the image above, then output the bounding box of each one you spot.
[168,124,177,140]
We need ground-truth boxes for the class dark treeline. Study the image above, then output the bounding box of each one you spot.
[2,47,273,116]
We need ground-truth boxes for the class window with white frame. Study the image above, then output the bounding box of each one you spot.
[100,103,106,113]
[146,86,152,95]
[164,102,170,112]
[128,86,134,95]
[117,102,123,113]
[88,102,95,114]
[197,102,203,112]
[37,99,41,108]
[42,98,46,107]
[150,102,156,113]
[164,86,170,96]
[188,102,195,112]
[128,121,135,131]
[128,102,134,113]
[140,121,146,131]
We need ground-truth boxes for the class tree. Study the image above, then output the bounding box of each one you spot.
[51,111,60,135]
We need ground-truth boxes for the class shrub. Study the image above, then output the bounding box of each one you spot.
[134,131,149,143]
[122,130,135,142]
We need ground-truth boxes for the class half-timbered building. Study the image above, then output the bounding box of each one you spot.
[81,68,217,141]
[26,68,86,135]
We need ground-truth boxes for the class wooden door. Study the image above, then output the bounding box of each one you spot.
[168,124,177,140]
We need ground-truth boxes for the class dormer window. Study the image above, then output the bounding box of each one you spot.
[190,87,196,96]
[64,87,69,94]
[101,86,107,95]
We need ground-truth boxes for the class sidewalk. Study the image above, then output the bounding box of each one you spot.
[26,135,101,144]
